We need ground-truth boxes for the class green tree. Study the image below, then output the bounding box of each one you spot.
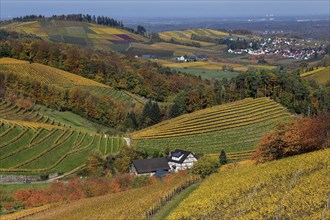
[219,150,227,165]
[140,99,162,128]
[87,151,105,176]
[191,156,220,178]
[136,25,146,35]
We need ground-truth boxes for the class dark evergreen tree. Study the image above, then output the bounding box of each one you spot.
[168,103,181,119]
[150,101,162,124]
[136,25,146,35]
[219,149,227,165]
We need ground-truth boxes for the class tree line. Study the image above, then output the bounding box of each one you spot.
[9,14,146,35]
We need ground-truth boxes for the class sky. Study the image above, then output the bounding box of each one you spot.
[1,0,329,20]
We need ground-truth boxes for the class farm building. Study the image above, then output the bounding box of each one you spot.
[131,149,198,176]
[167,149,198,171]
[131,157,170,176]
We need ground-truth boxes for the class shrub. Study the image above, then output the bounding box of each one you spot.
[190,156,220,178]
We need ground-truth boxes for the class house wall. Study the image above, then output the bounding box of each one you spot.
[169,154,197,171]
[130,163,155,176]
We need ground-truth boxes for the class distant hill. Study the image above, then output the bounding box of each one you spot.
[132,97,291,159]
[301,66,330,84]
[0,20,146,51]
[169,149,330,219]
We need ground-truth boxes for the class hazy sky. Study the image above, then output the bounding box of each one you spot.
[1,0,329,20]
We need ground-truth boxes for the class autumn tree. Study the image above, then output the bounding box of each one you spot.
[253,113,330,163]
[87,151,106,176]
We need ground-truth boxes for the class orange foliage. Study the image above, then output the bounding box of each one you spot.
[109,180,121,193]
[253,113,330,163]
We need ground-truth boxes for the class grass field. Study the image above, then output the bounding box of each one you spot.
[0,20,146,50]
[0,58,144,107]
[152,183,200,220]
[132,97,291,158]
[1,184,49,195]
[169,149,330,219]
[173,67,240,79]
[301,66,330,84]
[156,59,277,76]
[0,120,124,175]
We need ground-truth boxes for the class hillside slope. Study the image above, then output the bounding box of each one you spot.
[0,20,146,51]
[132,97,291,159]
[169,149,330,219]
[0,119,124,175]
[0,58,145,107]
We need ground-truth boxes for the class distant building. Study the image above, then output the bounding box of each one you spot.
[141,54,157,59]
[176,56,186,62]
[197,55,208,61]
[185,56,197,62]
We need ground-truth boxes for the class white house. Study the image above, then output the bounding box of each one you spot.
[167,149,198,171]
[176,56,186,62]
[130,149,199,176]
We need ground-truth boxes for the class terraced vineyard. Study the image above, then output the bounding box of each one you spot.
[0,58,144,106]
[169,149,330,219]
[0,120,124,175]
[133,97,291,158]
[0,100,63,127]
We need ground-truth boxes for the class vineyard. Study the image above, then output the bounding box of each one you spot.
[301,66,330,84]
[0,120,124,175]
[14,176,198,220]
[133,97,291,158]
[168,149,330,219]
[0,58,145,106]
[0,20,146,50]
[159,28,241,47]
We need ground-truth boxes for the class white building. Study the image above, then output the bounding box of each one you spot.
[167,149,198,171]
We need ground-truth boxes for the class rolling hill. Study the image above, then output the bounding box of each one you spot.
[169,149,330,219]
[158,28,248,47]
[0,58,145,107]
[132,97,291,159]
[0,118,124,175]
[0,20,146,51]
[301,66,330,84]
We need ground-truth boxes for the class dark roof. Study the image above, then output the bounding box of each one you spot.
[168,149,194,164]
[132,157,170,174]
[142,55,157,59]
